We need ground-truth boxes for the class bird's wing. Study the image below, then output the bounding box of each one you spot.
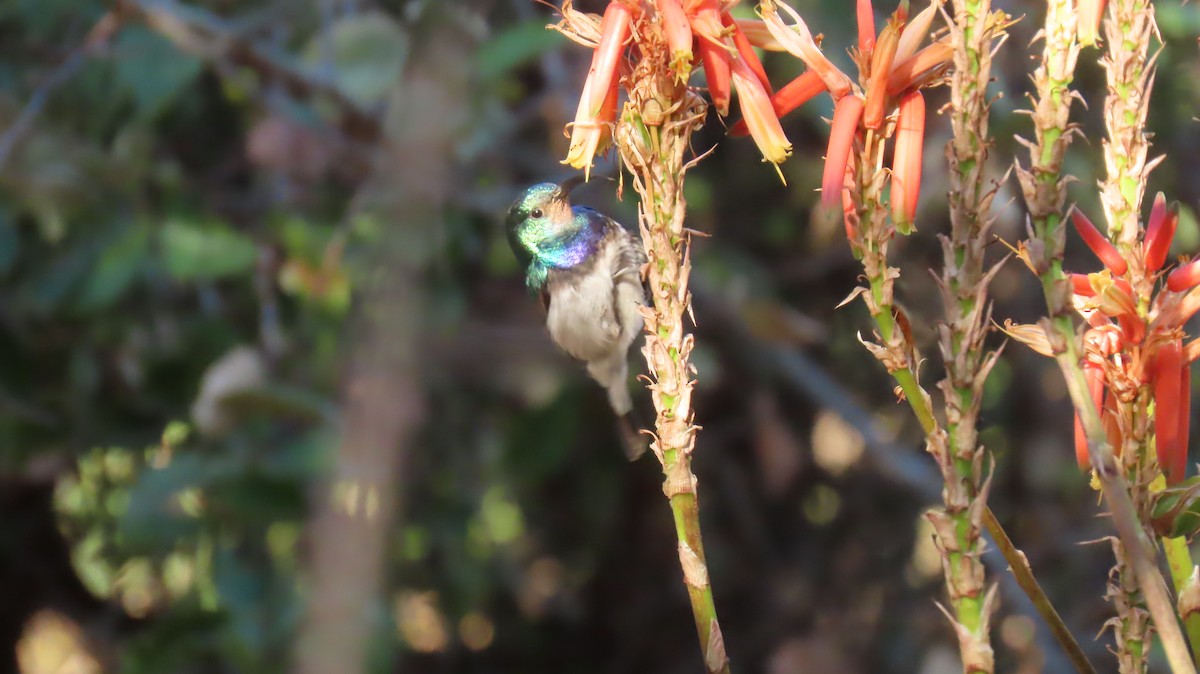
[602,219,647,348]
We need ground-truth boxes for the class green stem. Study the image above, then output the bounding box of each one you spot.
[1152,474,1200,665]
[869,299,937,434]
[867,306,1093,671]
[664,466,728,674]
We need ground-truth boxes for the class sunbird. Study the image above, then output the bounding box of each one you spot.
[504,177,648,459]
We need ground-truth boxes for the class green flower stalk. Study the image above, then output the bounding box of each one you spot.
[616,43,732,674]
[1013,0,1197,671]
[1011,2,1098,672]
[760,1,1089,668]
[554,3,743,672]
[930,2,1010,671]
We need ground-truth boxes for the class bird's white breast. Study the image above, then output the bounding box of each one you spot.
[547,257,621,361]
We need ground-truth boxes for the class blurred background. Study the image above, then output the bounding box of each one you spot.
[2,0,1200,672]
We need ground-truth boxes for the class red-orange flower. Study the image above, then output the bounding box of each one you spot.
[1007,193,1199,484]
[744,0,951,233]
[1077,0,1107,47]
[562,1,634,179]
[556,0,793,176]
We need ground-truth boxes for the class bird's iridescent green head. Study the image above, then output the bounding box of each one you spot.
[505,177,593,290]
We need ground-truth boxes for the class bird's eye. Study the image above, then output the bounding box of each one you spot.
[531,208,543,219]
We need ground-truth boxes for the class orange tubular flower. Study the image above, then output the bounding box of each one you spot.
[563,2,633,177]
[1180,366,1192,476]
[1077,0,1106,47]
[863,17,901,129]
[728,70,825,137]
[1076,362,1107,469]
[688,0,727,50]
[857,0,876,57]
[894,0,939,64]
[823,96,864,207]
[746,0,949,235]
[695,35,732,115]
[1170,260,1200,293]
[656,0,694,82]
[732,18,785,52]
[1154,339,1187,483]
[1070,273,1097,296]
[1011,194,1200,483]
[890,90,925,232]
[760,0,853,98]
[1070,208,1127,275]
[724,12,772,94]
[842,154,858,241]
[695,3,793,169]
[730,54,792,166]
[886,40,953,96]
[1144,192,1179,272]
[558,1,793,173]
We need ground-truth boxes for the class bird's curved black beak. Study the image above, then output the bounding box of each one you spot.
[555,174,587,200]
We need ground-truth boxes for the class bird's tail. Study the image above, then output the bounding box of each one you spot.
[590,356,648,460]
[616,409,650,461]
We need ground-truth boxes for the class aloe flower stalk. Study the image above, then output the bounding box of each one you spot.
[1011,0,1197,668]
[553,3,756,671]
[750,2,1091,669]
[1099,1,1189,669]
[1009,196,1200,673]
[925,2,1012,670]
[1008,201,1200,486]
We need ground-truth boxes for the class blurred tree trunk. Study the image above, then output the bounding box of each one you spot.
[292,7,471,674]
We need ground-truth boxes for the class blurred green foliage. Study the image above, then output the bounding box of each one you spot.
[1,0,1199,673]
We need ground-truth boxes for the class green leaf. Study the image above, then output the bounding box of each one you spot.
[161,218,257,282]
[477,20,562,81]
[301,12,408,108]
[113,26,203,118]
[76,222,149,311]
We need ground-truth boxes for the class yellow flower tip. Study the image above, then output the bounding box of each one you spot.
[1086,270,1137,321]
[670,53,694,83]
[730,54,792,167]
[562,121,606,181]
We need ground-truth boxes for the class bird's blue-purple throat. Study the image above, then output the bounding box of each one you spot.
[505,177,609,290]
